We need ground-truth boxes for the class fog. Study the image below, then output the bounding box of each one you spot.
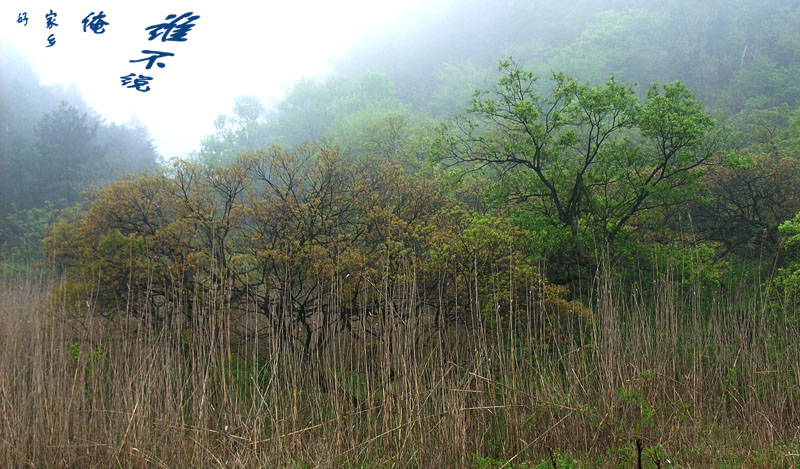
[3,0,800,230]
[5,0,788,158]
[4,2,800,465]
[0,0,425,157]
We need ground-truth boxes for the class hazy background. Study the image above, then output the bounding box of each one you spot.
[7,0,793,158]
[0,0,426,157]
[5,2,800,466]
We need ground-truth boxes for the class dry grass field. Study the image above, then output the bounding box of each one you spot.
[1,261,798,468]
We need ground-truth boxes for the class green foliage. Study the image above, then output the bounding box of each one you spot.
[726,56,800,111]
[740,104,800,157]
[431,59,496,117]
[199,71,426,167]
[359,113,438,170]
[67,341,108,378]
[772,212,800,310]
[31,102,103,206]
[200,95,272,164]
[0,41,158,252]
[546,8,661,84]
[616,389,654,433]
[471,450,581,468]
[0,203,57,264]
[10,4,800,466]
[780,212,800,251]
[221,354,271,400]
[44,171,182,321]
[273,70,411,150]
[692,151,800,258]
[437,59,715,273]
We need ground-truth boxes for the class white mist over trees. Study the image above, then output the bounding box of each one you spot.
[5,1,800,466]
[0,39,158,254]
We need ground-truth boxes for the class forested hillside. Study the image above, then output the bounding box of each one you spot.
[3,1,800,466]
[0,39,159,259]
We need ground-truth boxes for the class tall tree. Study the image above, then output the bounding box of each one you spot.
[30,102,103,207]
[199,95,272,164]
[437,60,715,264]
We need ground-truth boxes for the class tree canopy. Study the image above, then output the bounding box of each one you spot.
[436,60,715,266]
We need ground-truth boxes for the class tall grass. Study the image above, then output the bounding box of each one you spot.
[1,257,799,467]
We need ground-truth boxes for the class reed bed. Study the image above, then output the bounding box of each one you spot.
[0,259,798,467]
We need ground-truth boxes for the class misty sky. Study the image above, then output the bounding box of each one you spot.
[0,0,425,158]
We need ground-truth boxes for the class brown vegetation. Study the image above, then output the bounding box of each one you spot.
[1,253,798,466]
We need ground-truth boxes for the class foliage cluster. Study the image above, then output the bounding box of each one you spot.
[0,41,159,252]
[45,145,583,354]
[435,60,717,280]
[7,2,800,465]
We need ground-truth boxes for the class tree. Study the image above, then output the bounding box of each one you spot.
[690,106,800,259]
[31,102,104,207]
[693,152,800,258]
[199,95,272,164]
[272,70,409,150]
[0,40,160,251]
[436,59,715,266]
[94,117,159,178]
[359,113,437,170]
